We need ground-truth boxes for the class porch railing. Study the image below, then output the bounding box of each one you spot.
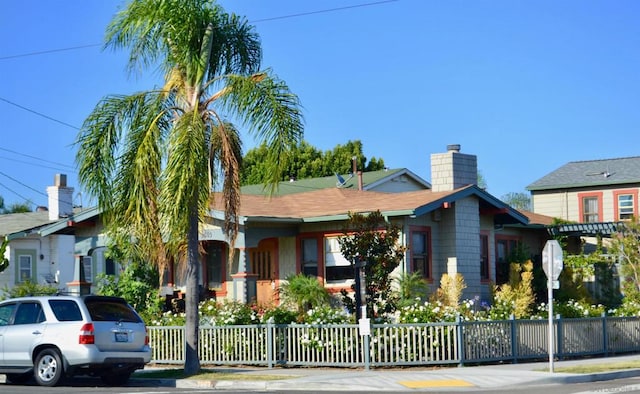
[148,315,640,368]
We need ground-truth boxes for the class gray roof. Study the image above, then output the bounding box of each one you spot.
[0,211,53,237]
[527,156,640,191]
[0,207,100,239]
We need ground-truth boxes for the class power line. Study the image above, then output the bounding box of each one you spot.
[0,43,101,61]
[0,148,76,171]
[0,171,48,199]
[0,180,35,205]
[0,1,400,61]
[0,155,75,173]
[251,0,399,23]
[0,97,80,130]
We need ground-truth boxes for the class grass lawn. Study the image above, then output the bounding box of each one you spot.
[544,360,640,374]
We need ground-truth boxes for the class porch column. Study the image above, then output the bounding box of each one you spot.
[67,255,91,295]
[231,248,258,303]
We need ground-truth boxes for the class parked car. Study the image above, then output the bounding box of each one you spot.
[0,295,151,386]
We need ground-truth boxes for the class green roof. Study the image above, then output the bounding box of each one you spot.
[241,168,426,196]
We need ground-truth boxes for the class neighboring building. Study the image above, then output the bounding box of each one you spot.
[241,167,431,195]
[0,175,117,294]
[527,156,640,223]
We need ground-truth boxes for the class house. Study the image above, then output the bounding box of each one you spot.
[527,156,640,254]
[0,175,116,294]
[163,145,552,305]
[2,146,553,307]
[527,156,640,224]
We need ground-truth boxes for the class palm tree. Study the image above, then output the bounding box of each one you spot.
[75,0,303,374]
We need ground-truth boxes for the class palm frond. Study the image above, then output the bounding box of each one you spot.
[209,121,243,242]
[216,72,304,193]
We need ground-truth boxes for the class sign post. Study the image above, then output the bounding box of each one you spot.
[542,240,563,373]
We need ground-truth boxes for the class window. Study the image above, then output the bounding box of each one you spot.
[0,303,16,326]
[251,244,273,281]
[49,300,83,322]
[301,238,318,277]
[578,192,602,223]
[105,258,117,276]
[325,237,353,282]
[206,243,223,289]
[82,256,93,282]
[480,233,489,280]
[18,255,32,283]
[410,228,431,279]
[614,190,637,221]
[14,302,45,325]
[495,237,520,284]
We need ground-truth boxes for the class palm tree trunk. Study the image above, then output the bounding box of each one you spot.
[183,207,201,375]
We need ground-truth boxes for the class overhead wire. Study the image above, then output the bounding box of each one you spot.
[0,0,400,207]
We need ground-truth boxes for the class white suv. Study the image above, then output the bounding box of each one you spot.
[0,295,151,386]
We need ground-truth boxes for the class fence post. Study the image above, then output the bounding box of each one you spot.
[456,314,465,367]
[364,331,371,370]
[267,319,274,369]
[556,315,563,360]
[602,312,608,356]
[510,314,518,363]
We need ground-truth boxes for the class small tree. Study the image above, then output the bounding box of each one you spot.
[339,211,406,320]
[491,261,535,319]
[395,271,429,307]
[610,217,640,302]
[433,273,466,307]
[278,273,330,321]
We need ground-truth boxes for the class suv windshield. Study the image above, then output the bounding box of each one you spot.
[84,298,142,323]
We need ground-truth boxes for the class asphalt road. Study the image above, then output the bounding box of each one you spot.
[4,375,640,394]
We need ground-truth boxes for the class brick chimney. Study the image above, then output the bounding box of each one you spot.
[430,144,477,192]
[46,174,74,220]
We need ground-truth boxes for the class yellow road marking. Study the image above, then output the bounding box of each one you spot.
[399,379,475,388]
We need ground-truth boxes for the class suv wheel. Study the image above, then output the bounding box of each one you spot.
[34,348,64,386]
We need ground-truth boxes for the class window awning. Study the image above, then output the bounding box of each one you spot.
[547,222,623,237]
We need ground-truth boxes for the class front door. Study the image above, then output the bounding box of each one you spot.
[250,238,278,306]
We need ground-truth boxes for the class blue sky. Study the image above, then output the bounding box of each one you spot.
[1,0,639,209]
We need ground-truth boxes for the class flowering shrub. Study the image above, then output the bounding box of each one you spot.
[303,306,352,325]
[610,300,640,317]
[532,299,605,319]
[150,296,640,327]
[397,300,460,323]
[151,310,186,326]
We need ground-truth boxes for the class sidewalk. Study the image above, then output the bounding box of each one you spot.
[141,354,640,391]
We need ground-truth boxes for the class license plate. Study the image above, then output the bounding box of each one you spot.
[115,332,128,342]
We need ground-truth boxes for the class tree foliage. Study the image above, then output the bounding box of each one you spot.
[241,139,385,185]
[0,196,32,214]
[0,238,8,274]
[611,217,640,302]
[95,262,162,323]
[339,211,405,320]
[278,273,331,321]
[501,192,532,211]
[75,0,302,375]
[490,261,535,319]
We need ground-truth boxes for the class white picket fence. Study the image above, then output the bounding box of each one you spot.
[147,316,640,368]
